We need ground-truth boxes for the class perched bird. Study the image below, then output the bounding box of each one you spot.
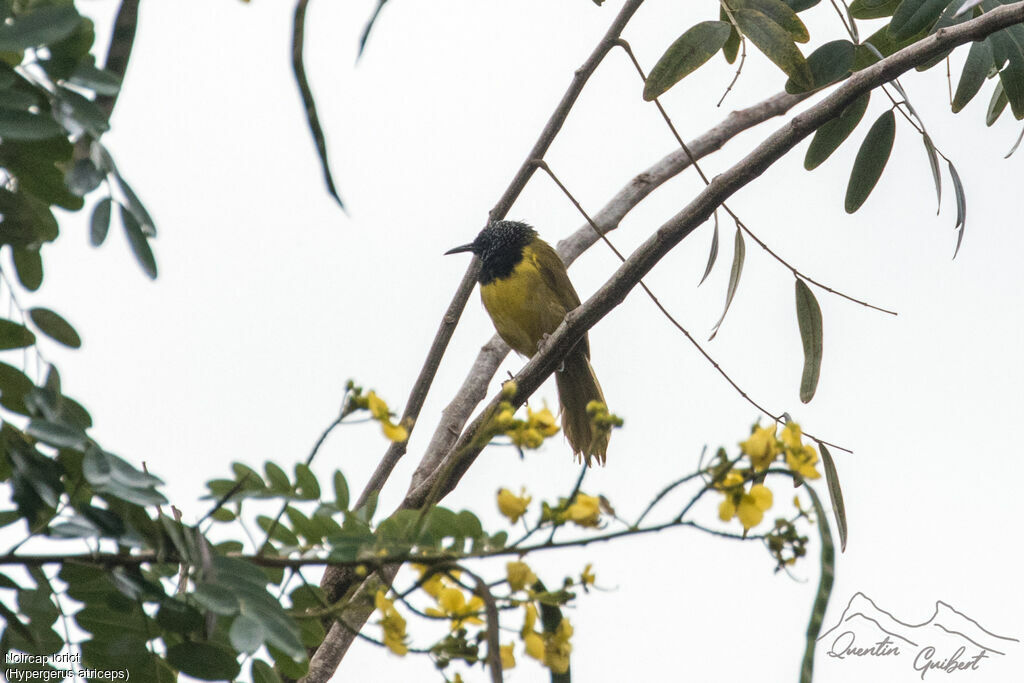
[446,220,609,464]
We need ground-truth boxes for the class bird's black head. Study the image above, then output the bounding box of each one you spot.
[445,220,537,284]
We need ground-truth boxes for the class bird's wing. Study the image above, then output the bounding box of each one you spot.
[530,239,590,358]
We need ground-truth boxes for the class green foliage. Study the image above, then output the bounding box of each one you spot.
[844,110,896,213]
[644,21,732,100]
[794,279,824,404]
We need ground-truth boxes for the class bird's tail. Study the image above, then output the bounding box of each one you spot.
[555,350,609,466]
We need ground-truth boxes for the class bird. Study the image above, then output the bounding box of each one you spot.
[445,220,609,465]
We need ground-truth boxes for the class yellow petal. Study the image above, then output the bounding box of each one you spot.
[500,642,516,669]
[524,631,545,661]
[749,484,773,511]
[718,497,736,522]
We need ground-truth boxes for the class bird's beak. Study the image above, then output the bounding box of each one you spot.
[444,242,476,256]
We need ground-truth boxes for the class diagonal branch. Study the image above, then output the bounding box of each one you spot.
[406,1,1024,507]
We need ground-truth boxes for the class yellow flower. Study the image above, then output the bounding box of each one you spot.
[713,469,744,491]
[506,561,536,592]
[524,630,545,661]
[740,423,780,470]
[736,484,774,529]
[412,564,446,598]
[425,587,484,629]
[718,496,737,522]
[527,405,560,437]
[497,488,531,524]
[580,563,596,586]
[544,617,574,674]
[565,493,601,528]
[781,422,803,450]
[499,642,516,669]
[366,390,408,442]
[786,444,822,480]
[373,590,408,656]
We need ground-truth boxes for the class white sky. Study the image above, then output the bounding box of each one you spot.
[8,1,1023,682]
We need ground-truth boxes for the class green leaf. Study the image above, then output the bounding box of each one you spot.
[54,87,109,137]
[733,0,810,42]
[257,514,299,546]
[949,161,967,257]
[733,8,813,89]
[89,197,112,247]
[114,173,156,237]
[292,1,344,210]
[28,308,81,349]
[265,461,291,493]
[12,247,43,291]
[849,0,900,20]
[799,485,836,683]
[120,205,157,279]
[844,109,895,213]
[251,659,283,683]
[156,598,204,634]
[166,642,241,682]
[889,0,954,42]
[68,63,121,96]
[294,463,320,500]
[953,40,994,113]
[795,279,823,403]
[698,213,719,286]
[0,188,59,247]
[709,228,745,341]
[230,613,266,654]
[986,80,1008,126]
[783,0,822,11]
[0,109,64,140]
[643,21,732,100]
[785,40,855,93]
[817,443,848,552]
[989,29,1024,119]
[0,361,33,415]
[192,583,240,616]
[922,134,942,214]
[26,419,86,449]
[67,158,105,196]
[0,7,81,51]
[333,470,350,509]
[723,21,741,64]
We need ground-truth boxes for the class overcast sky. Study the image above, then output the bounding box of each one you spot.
[8,1,1023,681]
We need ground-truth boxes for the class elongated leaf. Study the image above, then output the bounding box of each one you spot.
[26,419,87,449]
[28,308,81,349]
[783,0,822,10]
[800,484,836,683]
[805,93,870,170]
[786,39,855,93]
[849,0,901,20]
[817,443,847,552]
[709,228,745,340]
[955,0,985,16]
[0,110,64,140]
[1006,125,1024,158]
[113,174,155,237]
[120,206,157,279]
[358,0,390,57]
[293,0,344,209]
[644,21,732,100]
[986,80,1008,126]
[990,31,1024,119]
[733,0,810,42]
[333,470,350,510]
[0,7,81,51]
[922,134,942,214]
[953,40,994,113]
[166,642,241,681]
[889,0,954,41]
[229,613,265,654]
[949,161,967,257]
[12,247,42,291]
[90,198,112,246]
[0,319,35,350]
[844,110,896,213]
[795,279,823,403]
[723,20,741,64]
[733,8,814,89]
[698,212,719,286]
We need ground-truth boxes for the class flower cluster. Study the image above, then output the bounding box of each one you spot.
[521,603,574,674]
[492,401,560,449]
[347,383,409,442]
[715,421,822,531]
[541,492,605,529]
[765,499,810,572]
[374,590,409,656]
[497,487,532,524]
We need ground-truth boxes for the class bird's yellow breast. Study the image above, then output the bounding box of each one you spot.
[480,244,570,357]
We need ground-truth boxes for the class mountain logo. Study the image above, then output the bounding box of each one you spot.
[818,592,1018,679]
